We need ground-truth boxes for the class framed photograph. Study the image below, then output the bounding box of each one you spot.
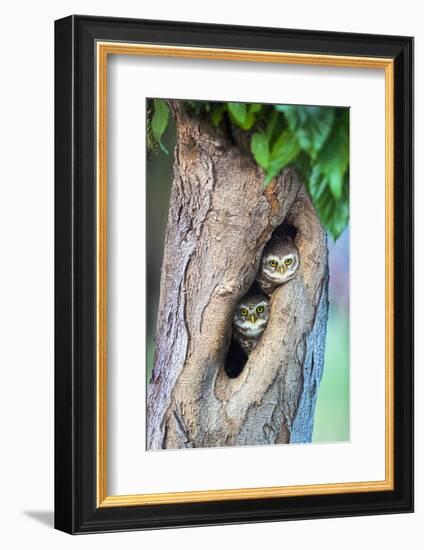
[54,15,413,534]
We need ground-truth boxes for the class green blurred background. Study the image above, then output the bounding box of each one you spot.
[146,116,349,444]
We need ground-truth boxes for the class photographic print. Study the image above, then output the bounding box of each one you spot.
[146,98,349,450]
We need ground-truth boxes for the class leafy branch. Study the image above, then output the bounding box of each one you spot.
[147,99,349,239]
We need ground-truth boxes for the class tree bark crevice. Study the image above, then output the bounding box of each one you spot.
[147,105,329,450]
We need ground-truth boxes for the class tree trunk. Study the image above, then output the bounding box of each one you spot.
[147,103,329,450]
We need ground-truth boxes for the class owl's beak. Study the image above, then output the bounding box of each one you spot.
[278,265,287,274]
[249,314,257,323]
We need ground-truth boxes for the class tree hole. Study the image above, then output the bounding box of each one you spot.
[224,338,248,378]
[223,221,298,379]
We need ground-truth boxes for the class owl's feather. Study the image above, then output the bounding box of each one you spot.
[256,235,299,295]
[232,294,270,356]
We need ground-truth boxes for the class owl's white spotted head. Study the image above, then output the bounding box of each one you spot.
[261,236,299,284]
[233,294,270,337]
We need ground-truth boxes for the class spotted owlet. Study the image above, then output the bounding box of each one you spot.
[232,294,270,356]
[256,236,300,295]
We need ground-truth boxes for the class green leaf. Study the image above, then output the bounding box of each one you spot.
[269,129,301,173]
[227,102,247,126]
[317,110,349,199]
[262,129,300,187]
[307,166,349,239]
[251,133,270,170]
[293,152,312,185]
[265,110,279,140]
[309,165,328,202]
[227,102,258,130]
[323,192,349,240]
[263,172,276,187]
[211,105,227,126]
[248,103,263,114]
[275,105,335,160]
[151,99,170,154]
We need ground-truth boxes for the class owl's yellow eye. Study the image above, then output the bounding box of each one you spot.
[256,306,264,314]
[240,308,248,317]
[285,258,293,266]
[269,260,278,268]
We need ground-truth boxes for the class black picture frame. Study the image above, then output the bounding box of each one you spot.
[55,14,414,534]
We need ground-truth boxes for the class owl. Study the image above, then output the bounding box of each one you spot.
[232,294,270,356]
[256,236,299,295]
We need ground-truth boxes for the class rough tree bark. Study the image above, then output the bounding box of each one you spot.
[147,102,329,450]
